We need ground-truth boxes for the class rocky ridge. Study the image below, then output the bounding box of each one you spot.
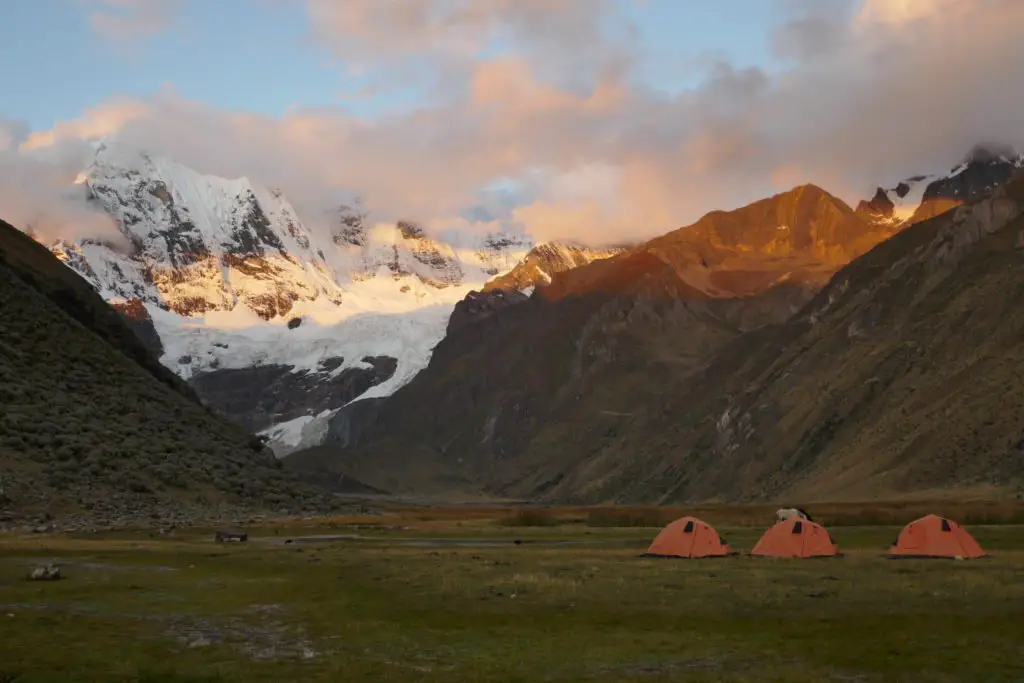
[286,182,895,493]
[856,144,1023,228]
[289,160,1024,503]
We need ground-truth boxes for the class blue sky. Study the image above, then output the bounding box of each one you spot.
[2,0,1013,247]
[2,0,338,127]
[1,0,791,131]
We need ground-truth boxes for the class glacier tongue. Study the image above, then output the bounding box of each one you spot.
[150,271,478,384]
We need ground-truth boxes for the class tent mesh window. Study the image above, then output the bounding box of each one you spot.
[792,521,803,534]
[941,519,952,532]
[683,521,695,533]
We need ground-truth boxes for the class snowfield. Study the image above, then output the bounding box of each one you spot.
[42,140,537,455]
[148,273,474,456]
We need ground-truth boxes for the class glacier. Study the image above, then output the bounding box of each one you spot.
[44,140,539,455]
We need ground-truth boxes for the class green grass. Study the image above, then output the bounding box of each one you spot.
[1,521,1023,682]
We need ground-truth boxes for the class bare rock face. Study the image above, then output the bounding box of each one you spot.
[447,289,530,336]
[485,243,628,292]
[907,144,1023,226]
[322,397,388,450]
[111,298,163,358]
[855,187,896,224]
[852,143,1024,234]
[924,144,1023,204]
[189,356,398,433]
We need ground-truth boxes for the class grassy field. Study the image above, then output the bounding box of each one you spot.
[1,505,1023,682]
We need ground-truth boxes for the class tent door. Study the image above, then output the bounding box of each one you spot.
[679,522,697,556]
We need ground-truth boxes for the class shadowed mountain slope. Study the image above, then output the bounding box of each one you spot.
[289,176,1024,502]
[0,217,334,526]
[286,183,962,499]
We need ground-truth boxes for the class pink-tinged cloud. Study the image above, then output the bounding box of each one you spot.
[5,0,1024,246]
[20,99,151,151]
[0,116,30,152]
[1,116,122,244]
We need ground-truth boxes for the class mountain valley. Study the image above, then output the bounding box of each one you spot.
[7,141,1024,507]
[286,150,1024,504]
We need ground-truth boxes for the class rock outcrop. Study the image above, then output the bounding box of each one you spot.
[190,357,397,433]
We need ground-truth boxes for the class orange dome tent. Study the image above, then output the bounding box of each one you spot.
[642,516,732,558]
[751,517,841,558]
[887,514,986,559]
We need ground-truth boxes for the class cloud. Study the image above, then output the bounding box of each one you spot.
[0,118,122,244]
[6,0,1024,247]
[305,0,631,88]
[80,0,182,42]
[853,0,963,26]
[20,98,152,151]
[0,116,30,152]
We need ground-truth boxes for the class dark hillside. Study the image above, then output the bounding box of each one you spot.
[0,217,334,528]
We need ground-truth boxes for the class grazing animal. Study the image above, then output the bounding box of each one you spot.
[775,507,813,523]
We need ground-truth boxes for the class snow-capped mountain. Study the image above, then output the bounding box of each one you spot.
[37,141,617,455]
[856,144,1024,228]
[55,143,344,321]
[484,241,630,293]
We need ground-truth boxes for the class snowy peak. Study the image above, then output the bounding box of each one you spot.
[85,142,326,268]
[922,144,1023,204]
[856,144,1024,229]
[327,201,532,286]
[474,231,535,276]
[56,142,344,320]
[855,174,936,227]
[957,143,1023,167]
[50,142,535,322]
[484,241,628,292]
[31,141,544,456]
[330,201,369,248]
[327,214,532,289]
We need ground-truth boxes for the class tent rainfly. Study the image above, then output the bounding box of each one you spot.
[750,517,841,558]
[887,514,986,559]
[642,516,732,558]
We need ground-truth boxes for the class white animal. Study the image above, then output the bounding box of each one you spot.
[776,507,812,523]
